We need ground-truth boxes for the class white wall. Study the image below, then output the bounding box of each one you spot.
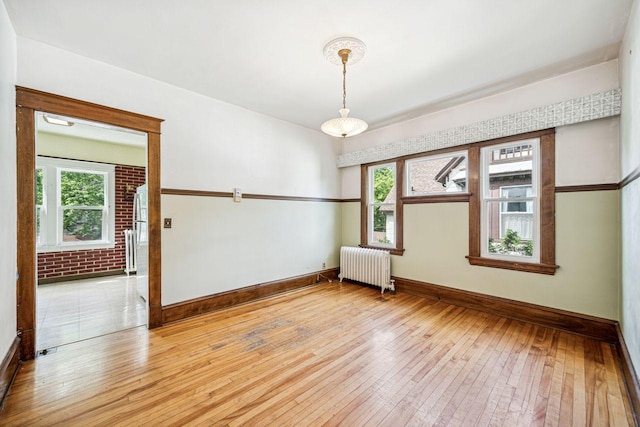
[17,37,342,305]
[340,62,622,319]
[0,1,17,358]
[162,196,341,304]
[619,0,640,374]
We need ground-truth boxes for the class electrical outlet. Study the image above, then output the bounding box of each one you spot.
[322,262,326,269]
[164,218,172,228]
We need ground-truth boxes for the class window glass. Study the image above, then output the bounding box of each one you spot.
[60,170,107,243]
[482,140,539,261]
[369,164,396,246]
[406,152,467,196]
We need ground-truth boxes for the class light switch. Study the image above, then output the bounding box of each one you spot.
[164,218,172,228]
[233,188,242,202]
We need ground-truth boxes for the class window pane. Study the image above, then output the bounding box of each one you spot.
[373,205,395,245]
[62,209,104,242]
[60,171,105,206]
[488,144,533,195]
[408,154,467,195]
[36,207,42,245]
[35,168,43,205]
[373,166,395,203]
[487,201,533,257]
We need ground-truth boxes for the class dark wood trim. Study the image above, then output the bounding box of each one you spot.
[160,188,343,203]
[619,163,640,190]
[38,269,125,285]
[467,146,481,258]
[0,336,21,410]
[358,245,405,256]
[466,255,559,275]
[340,198,361,203]
[401,193,471,204]
[392,276,618,343]
[162,268,340,324]
[540,132,556,266]
[617,324,640,426]
[555,183,619,193]
[16,86,162,133]
[467,130,557,275]
[360,165,368,246]
[147,132,162,329]
[395,160,404,253]
[16,104,36,361]
[162,188,232,198]
[16,87,164,359]
[360,162,405,256]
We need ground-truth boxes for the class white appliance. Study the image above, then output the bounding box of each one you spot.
[133,184,149,304]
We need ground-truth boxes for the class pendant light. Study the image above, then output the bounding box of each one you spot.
[321,37,368,138]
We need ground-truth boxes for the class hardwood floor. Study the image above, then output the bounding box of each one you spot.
[1,282,634,426]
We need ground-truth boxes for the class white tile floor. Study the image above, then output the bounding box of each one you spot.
[36,275,147,351]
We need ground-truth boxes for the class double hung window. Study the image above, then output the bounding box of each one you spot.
[36,157,115,252]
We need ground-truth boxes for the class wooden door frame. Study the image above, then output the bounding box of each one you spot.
[16,87,164,360]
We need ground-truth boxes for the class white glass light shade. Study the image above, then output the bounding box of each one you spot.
[321,108,368,138]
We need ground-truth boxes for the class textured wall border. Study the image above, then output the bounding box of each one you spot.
[337,89,622,168]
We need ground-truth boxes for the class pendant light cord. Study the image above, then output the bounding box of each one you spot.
[342,60,347,110]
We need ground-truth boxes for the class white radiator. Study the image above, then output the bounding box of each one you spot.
[124,229,136,275]
[339,246,394,293]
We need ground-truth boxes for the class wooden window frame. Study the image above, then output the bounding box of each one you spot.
[466,129,559,275]
[360,160,405,255]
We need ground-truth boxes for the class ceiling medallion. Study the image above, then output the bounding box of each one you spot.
[320,37,368,138]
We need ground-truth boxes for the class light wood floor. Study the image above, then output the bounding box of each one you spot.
[2,282,634,426]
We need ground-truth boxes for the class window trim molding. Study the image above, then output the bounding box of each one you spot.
[467,129,558,275]
[360,161,405,256]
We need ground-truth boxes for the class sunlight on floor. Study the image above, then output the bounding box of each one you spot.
[36,275,147,351]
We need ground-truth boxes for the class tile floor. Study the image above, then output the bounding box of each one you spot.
[36,275,147,351]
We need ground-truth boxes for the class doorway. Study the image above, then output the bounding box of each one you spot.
[16,87,163,360]
[34,111,148,351]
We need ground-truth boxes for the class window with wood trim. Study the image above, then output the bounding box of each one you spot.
[467,130,558,274]
[36,156,115,252]
[361,161,404,255]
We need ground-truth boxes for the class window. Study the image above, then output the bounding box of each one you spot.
[467,130,557,274]
[36,157,115,252]
[405,151,468,196]
[361,161,404,255]
[481,139,539,261]
[499,185,533,240]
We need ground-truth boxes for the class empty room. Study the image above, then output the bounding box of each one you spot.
[1,1,639,425]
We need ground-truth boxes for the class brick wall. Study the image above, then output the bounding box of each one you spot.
[37,164,146,280]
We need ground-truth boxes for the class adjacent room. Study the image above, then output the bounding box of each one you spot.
[0,1,639,425]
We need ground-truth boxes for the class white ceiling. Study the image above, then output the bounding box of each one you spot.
[4,0,633,132]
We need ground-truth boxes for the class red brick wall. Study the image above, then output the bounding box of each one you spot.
[37,164,146,280]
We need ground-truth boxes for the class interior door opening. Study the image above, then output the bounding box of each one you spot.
[16,86,163,361]
[34,112,149,352]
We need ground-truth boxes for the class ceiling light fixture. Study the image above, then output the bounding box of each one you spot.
[321,37,368,138]
[43,115,74,127]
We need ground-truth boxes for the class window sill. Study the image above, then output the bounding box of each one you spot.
[360,244,405,256]
[466,256,558,275]
[37,242,115,253]
[401,193,471,204]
